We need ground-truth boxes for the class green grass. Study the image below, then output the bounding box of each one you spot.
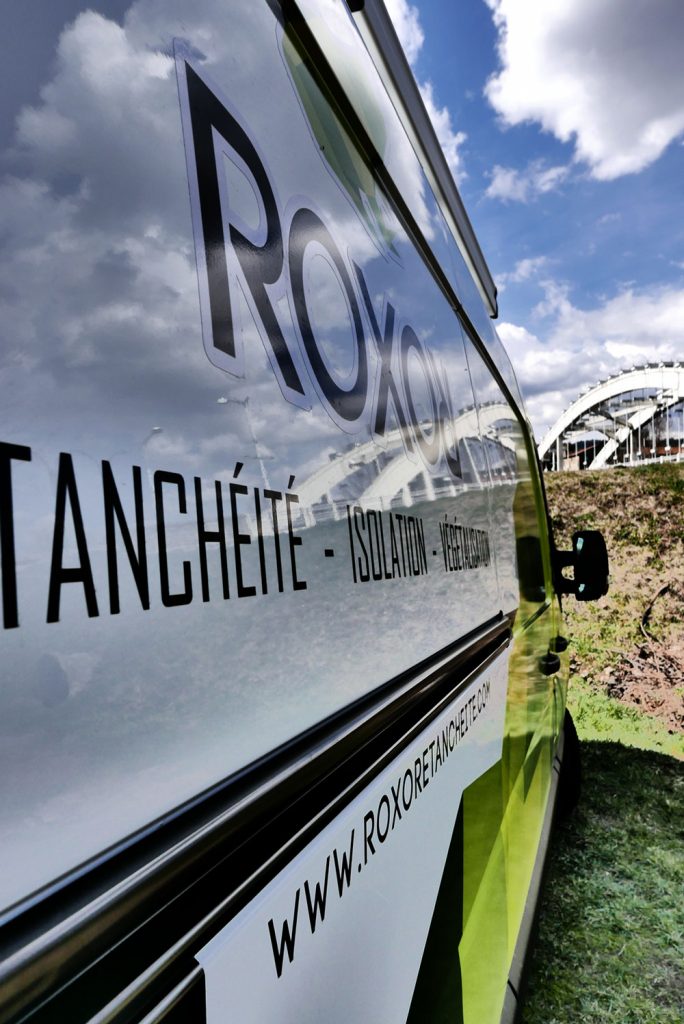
[521,740,683,1024]
[568,674,684,759]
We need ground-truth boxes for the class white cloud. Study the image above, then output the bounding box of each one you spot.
[484,0,684,180]
[497,256,548,290]
[385,0,467,182]
[531,279,573,320]
[383,0,424,65]
[500,283,684,434]
[486,160,569,202]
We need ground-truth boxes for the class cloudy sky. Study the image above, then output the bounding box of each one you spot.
[385,0,684,434]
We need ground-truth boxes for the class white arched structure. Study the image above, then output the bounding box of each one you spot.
[539,363,683,470]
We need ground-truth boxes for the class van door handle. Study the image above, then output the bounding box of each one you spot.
[539,652,561,676]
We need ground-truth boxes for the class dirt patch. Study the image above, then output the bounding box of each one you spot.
[601,578,684,732]
[601,639,684,731]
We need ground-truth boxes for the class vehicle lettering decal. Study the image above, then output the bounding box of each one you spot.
[175,49,463,479]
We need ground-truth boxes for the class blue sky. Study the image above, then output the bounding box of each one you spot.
[385,0,684,434]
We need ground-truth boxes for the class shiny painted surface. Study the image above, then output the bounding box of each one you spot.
[0,0,535,912]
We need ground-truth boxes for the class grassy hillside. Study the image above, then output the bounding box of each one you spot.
[521,464,684,1024]
[545,462,684,756]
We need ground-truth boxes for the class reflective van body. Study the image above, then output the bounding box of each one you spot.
[0,2,569,1022]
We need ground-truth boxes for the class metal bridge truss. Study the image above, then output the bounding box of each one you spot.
[538,363,683,471]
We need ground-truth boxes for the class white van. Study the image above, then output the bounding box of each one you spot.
[0,1,607,1022]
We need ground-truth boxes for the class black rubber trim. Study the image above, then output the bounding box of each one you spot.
[0,613,512,1024]
[132,968,205,1024]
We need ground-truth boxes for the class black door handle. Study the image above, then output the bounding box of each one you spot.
[539,652,561,676]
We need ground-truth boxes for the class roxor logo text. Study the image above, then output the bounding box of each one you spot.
[177,55,464,483]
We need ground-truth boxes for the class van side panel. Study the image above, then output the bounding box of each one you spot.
[0,1,499,911]
[0,2,564,1022]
